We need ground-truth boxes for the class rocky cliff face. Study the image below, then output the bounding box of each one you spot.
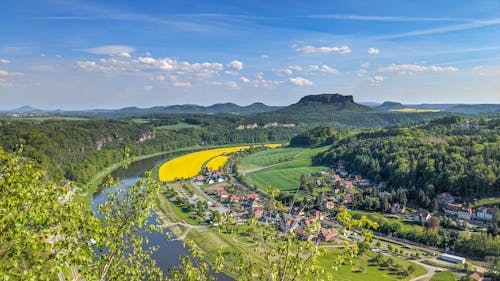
[297,94,354,104]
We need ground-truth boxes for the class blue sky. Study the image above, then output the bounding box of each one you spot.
[0,0,499,109]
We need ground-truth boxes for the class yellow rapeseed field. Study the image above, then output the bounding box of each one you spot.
[158,144,282,181]
[206,155,230,171]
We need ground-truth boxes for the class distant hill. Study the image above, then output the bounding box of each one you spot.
[276,93,372,115]
[445,104,500,114]
[61,102,282,117]
[1,105,43,113]
[375,101,406,111]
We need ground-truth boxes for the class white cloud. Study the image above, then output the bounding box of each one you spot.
[174,81,191,88]
[225,70,239,76]
[360,62,370,68]
[368,48,380,55]
[240,76,250,83]
[296,45,351,54]
[289,77,313,86]
[0,59,11,64]
[369,76,384,86]
[84,45,136,57]
[143,85,153,91]
[0,70,23,77]
[308,14,463,22]
[314,64,339,74]
[260,54,269,59]
[55,54,63,59]
[356,69,368,77]
[133,56,156,64]
[210,81,240,89]
[227,60,243,70]
[152,75,166,81]
[378,63,459,74]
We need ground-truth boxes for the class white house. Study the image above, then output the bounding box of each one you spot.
[475,207,494,221]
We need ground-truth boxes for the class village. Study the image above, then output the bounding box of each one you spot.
[161,156,496,281]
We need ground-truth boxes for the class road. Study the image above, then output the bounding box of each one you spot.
[409,260,441,281]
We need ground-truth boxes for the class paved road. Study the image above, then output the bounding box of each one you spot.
[409,259,442,281]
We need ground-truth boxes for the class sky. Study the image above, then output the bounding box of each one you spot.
[0,0,499,110]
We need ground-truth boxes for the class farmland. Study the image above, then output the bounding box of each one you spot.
[158,144,281,181]
[238,146,330,191]
[206,155,230,171]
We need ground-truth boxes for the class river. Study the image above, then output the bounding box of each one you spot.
[91,154,233,280]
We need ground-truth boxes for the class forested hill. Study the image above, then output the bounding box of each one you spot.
[316,115,500,202]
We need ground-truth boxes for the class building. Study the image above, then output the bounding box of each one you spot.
[246,193,260,202]
[391,203,406,214]
[444,203,473,221]
[475,207,494,221]
[230,194,240,203]
[437,192,455,206]
[317,228,339,242]
[440,253,465,264]
[324,201,335,210]
[413,209,431,223]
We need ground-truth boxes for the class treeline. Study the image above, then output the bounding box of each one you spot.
[317,116,500,200]
[289,126,336,147]
[0,116,299,184]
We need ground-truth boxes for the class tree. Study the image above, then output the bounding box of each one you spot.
[0,147,90,280]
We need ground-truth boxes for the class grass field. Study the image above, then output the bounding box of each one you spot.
[239,146,330,191]
[154,122,201,130]
[471,197,500,208]
[318,250,426,281]
[430,271,458,281]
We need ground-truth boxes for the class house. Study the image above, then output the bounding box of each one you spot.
[359,179,371,187]
[413,209,431,223]
[195,175,205,181]
[205,185,225,195]
[338,180,353,188]
[353,175,362,181]
[249,201,265,218]
[317,228,339,242]
[314,211,325,221]
[324,201,335,210]
[293,229,314,241]
[444,203,473,221]
[475,206,494,221]
[230,194,240,203]
[206,178,215,184]
[342,195,352,203]
[437,192,455,206]
[332,188,341,194]
[391,203,405,214]
[469,272,484,281]
[219,190,229,200]
[246,193,260,202]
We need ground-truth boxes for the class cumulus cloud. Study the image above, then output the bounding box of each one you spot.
[289,77,313,86]
[84,45,136,57]
[378,63,458,74]
[296,45,351,54]
[143,85,153,91]
[277,64,339,76]
[77,56,225,79]
[210,81,240,89]
[227,60,243,70]
[0,69,23,77]
[174,81,191,88]
[240,76,250,83]
[369,76,384,86]
[260,54,269,59]
[0,59,11,64]
[225,70,239,76]
[368,48,380,55]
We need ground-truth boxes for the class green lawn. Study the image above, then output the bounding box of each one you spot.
[430,271,458,281]
[239,146,330,191]
[471,197,500,208]
[154,122,201,130]
[318,250,427,281]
